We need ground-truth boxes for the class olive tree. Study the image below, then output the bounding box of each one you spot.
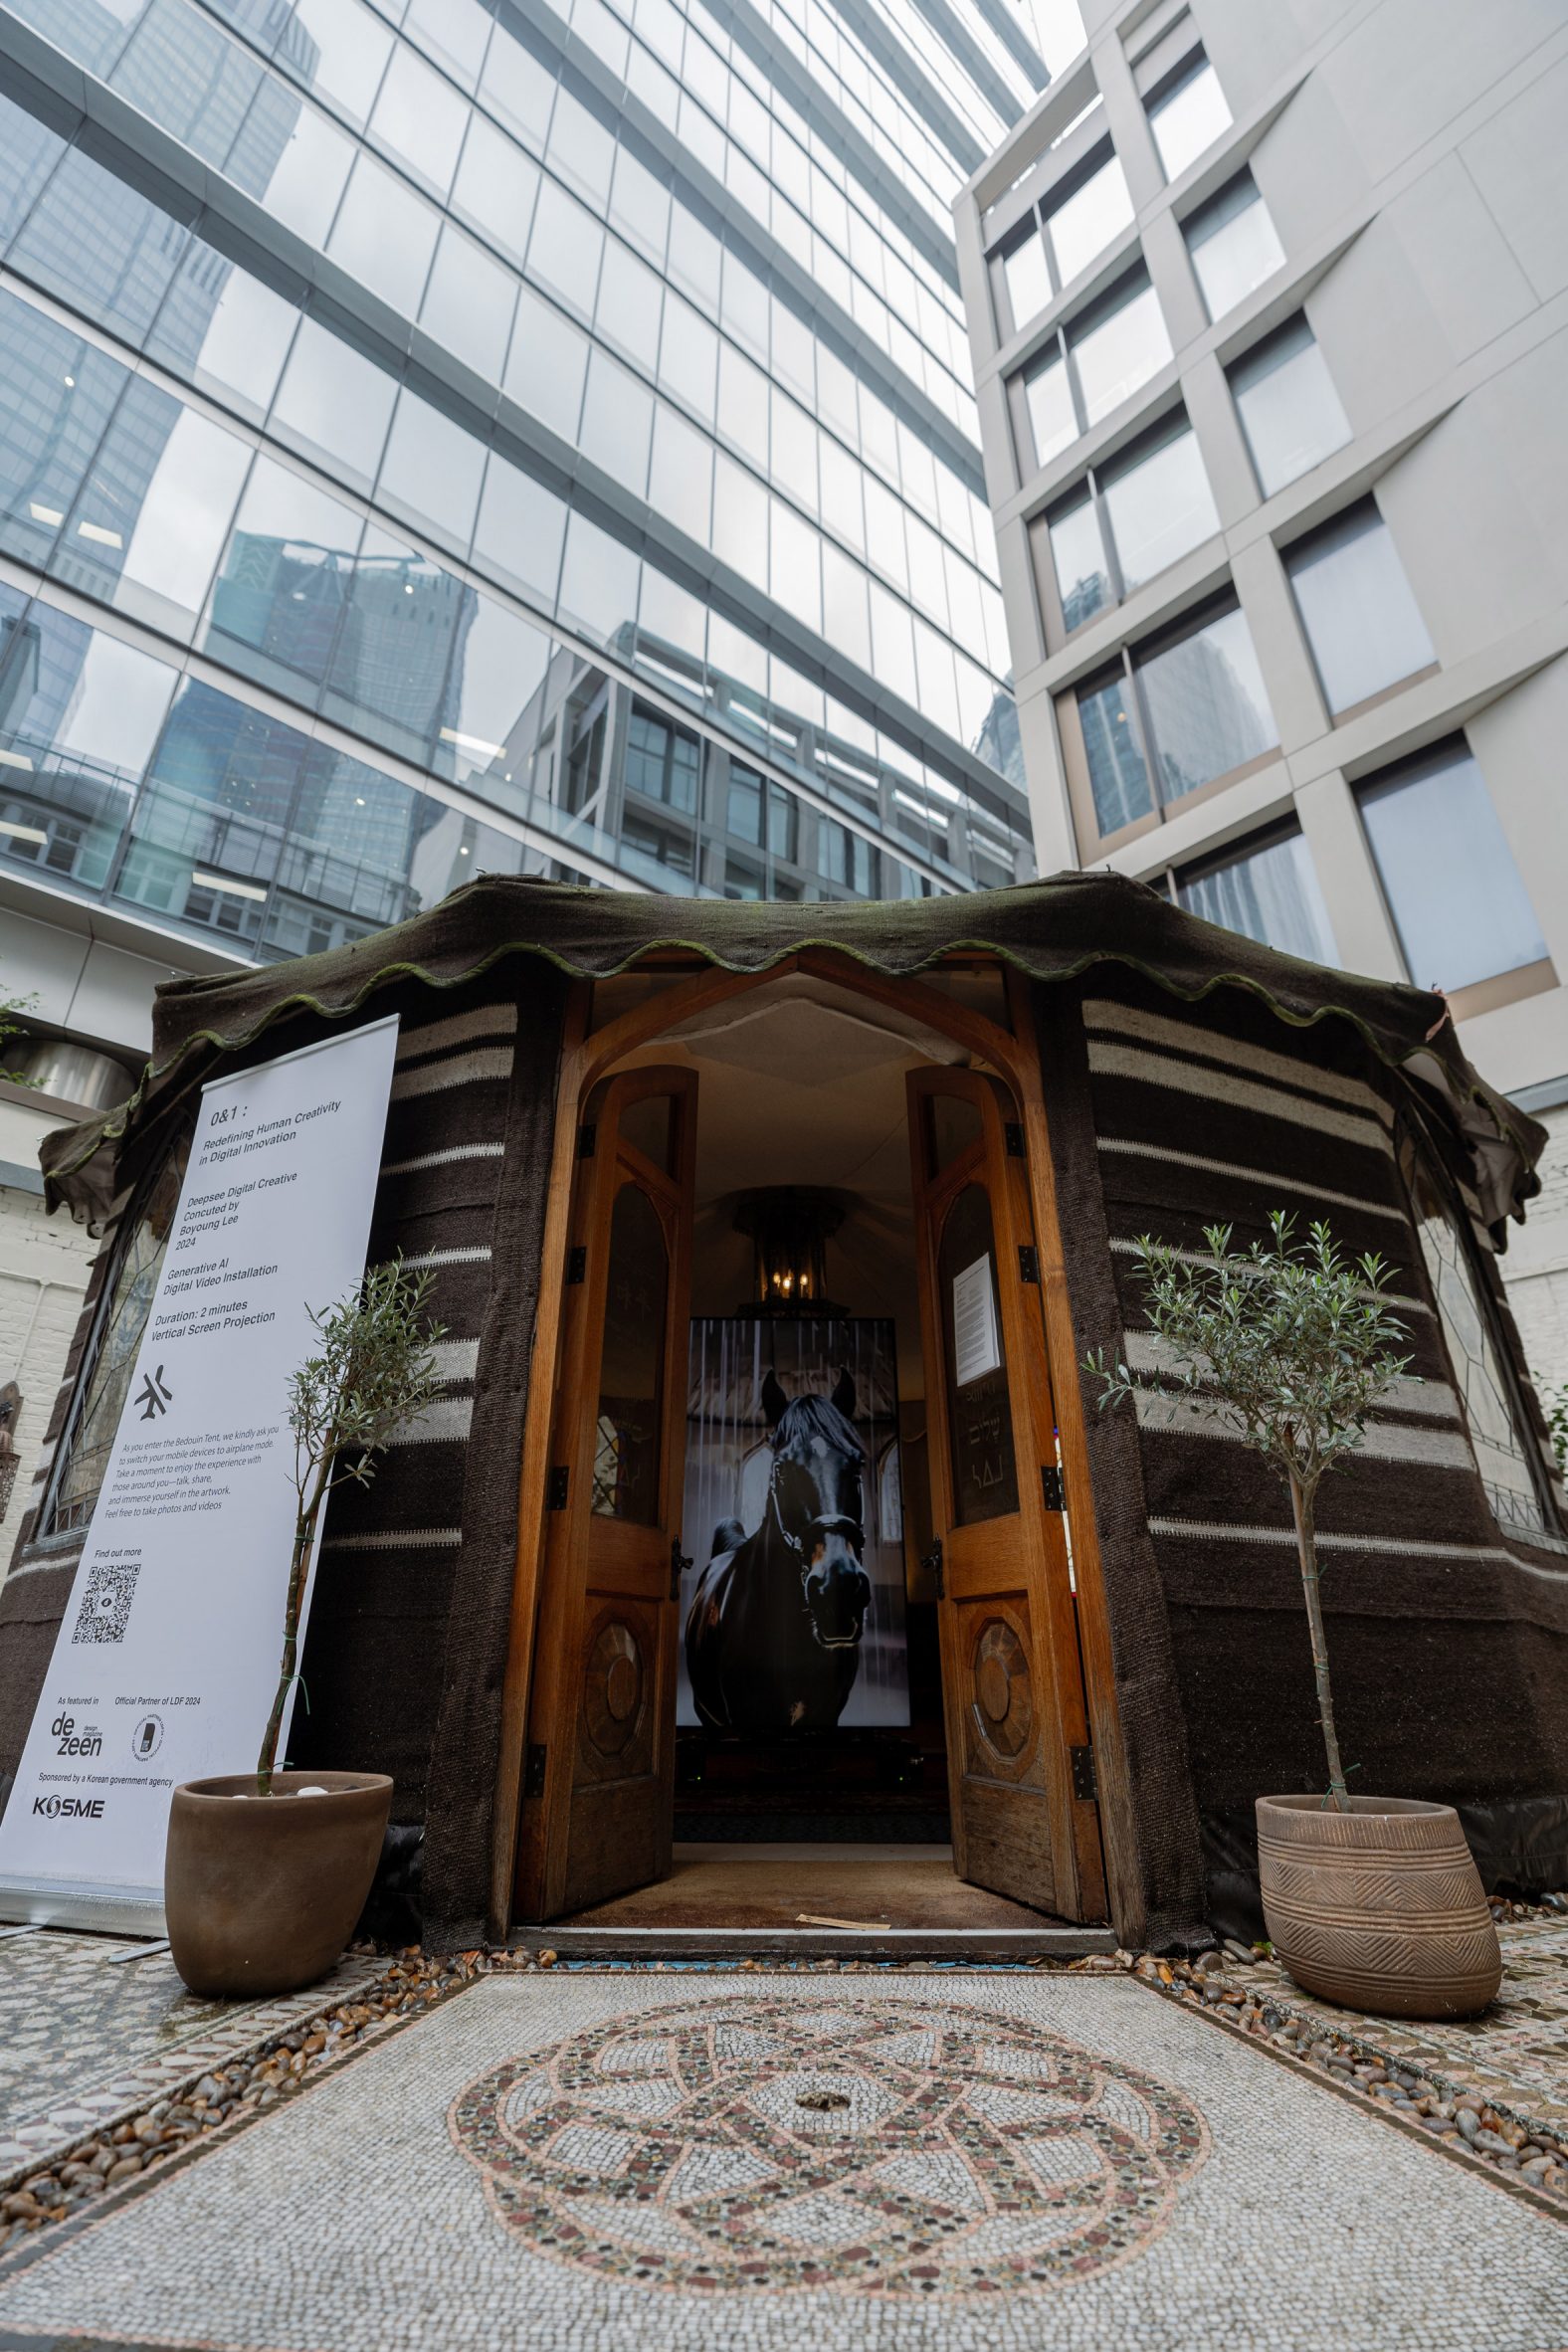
[1084,1212,1409,1811]
[258,1260,445,1794]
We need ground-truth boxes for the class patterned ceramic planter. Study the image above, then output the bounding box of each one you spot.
[1257,1793,1501,2020]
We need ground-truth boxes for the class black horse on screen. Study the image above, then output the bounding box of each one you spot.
[685,1369,873,1734]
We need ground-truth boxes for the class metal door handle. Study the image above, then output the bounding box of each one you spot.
[921,1536,945,1599]
[670,1534,692,1602]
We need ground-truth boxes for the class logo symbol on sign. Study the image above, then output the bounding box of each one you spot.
[136,1365,172,1421]
[133,1716,163,1759]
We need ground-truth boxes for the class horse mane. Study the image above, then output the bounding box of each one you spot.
[771,1391,865,1461]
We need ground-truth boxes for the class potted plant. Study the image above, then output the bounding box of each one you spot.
[164,1260,445,1998]
[1086,1212,1501,2020]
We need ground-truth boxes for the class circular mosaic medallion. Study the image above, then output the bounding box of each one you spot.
[450,1996,1209,2296]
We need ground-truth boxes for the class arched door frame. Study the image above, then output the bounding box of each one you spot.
[489,949,1139,1941]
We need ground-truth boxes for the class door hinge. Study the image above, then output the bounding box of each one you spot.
[1018,1243,1040,1284]
[577,1121,597,1158]
[524,1743,548,1799]
[670,1533,692,1603]
[565,1245,587,1284]
[1041,1463,1066,1511]
[1004,1120,1025,1157]
[546,1466,570,1509]
[1071,1744,1097,1802]
[921,1536,945,1599]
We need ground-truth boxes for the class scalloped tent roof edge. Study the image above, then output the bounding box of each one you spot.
[37,871,1545,1241]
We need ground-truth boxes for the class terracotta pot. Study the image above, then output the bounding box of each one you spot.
[1257,1793,1501,2020]
[165,1770,392,1999]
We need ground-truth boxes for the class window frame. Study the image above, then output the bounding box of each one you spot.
[1353,734,1553,1017]
[1169,815,1337,964]
[1282,494,1439,724]
[1030,404,1217,646]
[1009,264,1172,480]
[1395,1115,1561,1545]
[986,136,1136,343]
[1057,589,1280,856]
[1182,168,1284,322]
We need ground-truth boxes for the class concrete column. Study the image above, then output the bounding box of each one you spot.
[1294,769,1404,982]
[1228,534,1328,759]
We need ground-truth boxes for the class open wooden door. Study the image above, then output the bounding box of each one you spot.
[907,1068,1106,1923]
[513,1067,697,1922]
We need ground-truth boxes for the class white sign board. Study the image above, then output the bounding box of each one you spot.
[0,1016,399,1932]
[951,1253,1002,1389]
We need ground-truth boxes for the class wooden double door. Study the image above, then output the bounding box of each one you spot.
[513,1058,1105,1926]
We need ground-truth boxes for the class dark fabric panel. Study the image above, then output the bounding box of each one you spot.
[1077,968,1568,1930]
[44,873,1542,1239]
[419,976,566,1945]
[1030,977,1208,1948]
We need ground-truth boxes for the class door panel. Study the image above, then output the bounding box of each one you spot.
[513,1066,696,1921]
[907,1068,1105,1923]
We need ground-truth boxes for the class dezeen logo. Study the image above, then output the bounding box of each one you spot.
[33,1795,104,1820]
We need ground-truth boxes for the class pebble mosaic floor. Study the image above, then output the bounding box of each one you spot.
[0,1930,383,2183]
[1239,1914,1568,2142]
[0,1972,1563,2352]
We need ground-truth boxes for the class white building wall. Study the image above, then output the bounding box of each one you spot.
[957,0,1568,1400]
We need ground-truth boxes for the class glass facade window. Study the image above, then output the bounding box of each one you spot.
[1001,225,1052,336]
[1147,52,1232,181]
[1048,150,1135,288]
[1184,172,1284,320]
[1015,269,1172,474]
[0,14,1039,930]
[1176,823,1336,963]
[1358,741,1546,993]
[1229,316,1351,497]
[1098,417,1218,594]
[1071,273,1173,426]
[1042,413,1217,634]
[1070,597,1276,841]
[1284,498,1435,714]
[993,143,1134,337]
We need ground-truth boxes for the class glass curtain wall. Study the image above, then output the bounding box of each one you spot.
[0,0,1043,956]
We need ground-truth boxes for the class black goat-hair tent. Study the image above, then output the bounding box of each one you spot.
[3,872,1563,1949]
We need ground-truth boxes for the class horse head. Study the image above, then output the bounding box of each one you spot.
[761,1368,872,1652]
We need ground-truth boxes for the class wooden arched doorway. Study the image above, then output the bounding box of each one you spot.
[494,951,1130,1936]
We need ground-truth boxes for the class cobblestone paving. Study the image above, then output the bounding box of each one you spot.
[0,1929,383,2182]
[0,1972,1562,2351]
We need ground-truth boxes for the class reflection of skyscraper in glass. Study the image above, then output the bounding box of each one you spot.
[1143,636,1272,804]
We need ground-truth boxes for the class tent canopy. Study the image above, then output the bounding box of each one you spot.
[39,871,1544,1237]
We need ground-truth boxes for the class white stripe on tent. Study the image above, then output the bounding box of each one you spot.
[1081,997,1389,1117]
[380,1142,506,1177]
[320,1528,463,1553]
[1146,1515,1568,1581]
[1122,1334,1460,1424]
[397,1003,517,1063]
[390,1048,512,1101]
[1096,1135,1405,1222]
[1086,1039,1391,1151]
[1130,1386,1474,1470]
[384,1394,475,1448]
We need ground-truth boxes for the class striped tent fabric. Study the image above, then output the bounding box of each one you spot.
[1037,971,1568,1940]
[3,879,1561,1948]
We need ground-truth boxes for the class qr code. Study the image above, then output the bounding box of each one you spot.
[71,1559,140,1646]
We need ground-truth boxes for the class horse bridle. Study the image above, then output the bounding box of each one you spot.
[766,1458,865,1565]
